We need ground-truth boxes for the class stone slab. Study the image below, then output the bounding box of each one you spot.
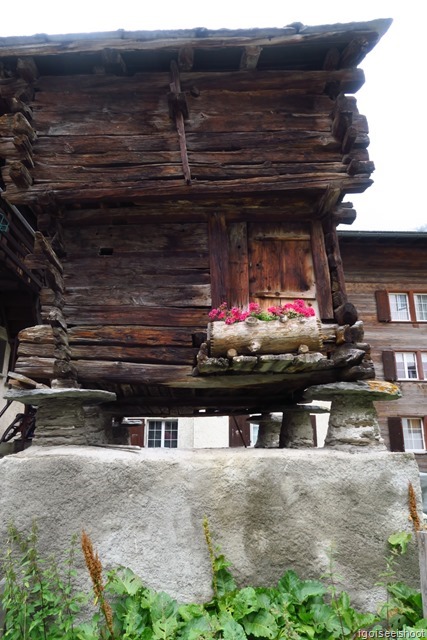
[4,388,117,405]
[0,446,422,613]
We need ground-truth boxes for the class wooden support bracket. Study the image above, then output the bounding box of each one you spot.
[169,60,191,185]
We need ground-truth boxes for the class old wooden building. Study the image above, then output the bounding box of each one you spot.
[339,230,427,470]
[0,19,392,425]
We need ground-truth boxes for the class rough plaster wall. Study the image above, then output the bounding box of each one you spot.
[0,447,422,613]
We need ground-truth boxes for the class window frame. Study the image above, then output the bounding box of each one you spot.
[395,351,419,380]
[388,416,427,453]
[376,290,427,323]
[146,419,178,448]
[414,293,427,321]
[382,350,427,382]
[402,417,426,453]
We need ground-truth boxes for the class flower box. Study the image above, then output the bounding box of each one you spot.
[207,315,323,358]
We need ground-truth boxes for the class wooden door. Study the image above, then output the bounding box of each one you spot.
[248,222,315,309]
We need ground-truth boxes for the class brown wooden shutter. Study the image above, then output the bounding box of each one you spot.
[388,417,404,452]
[375,290,391,322]
[229,415,250,447]
[128,420,145,447]
[382,351,397,381]
[423,417,427,451]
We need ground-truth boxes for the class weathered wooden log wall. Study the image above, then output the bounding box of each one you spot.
[1,66,372,204]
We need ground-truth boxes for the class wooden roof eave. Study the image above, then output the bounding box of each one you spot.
[0,18,392,64]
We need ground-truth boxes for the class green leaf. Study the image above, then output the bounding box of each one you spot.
[150,590,179,622]
[293,580,326,604]
[147,591,180,639]
[215,567,237,598]
[241,610,278,639]
[178,602,207,622]
[178,613,215,640]
[106,566,144,596]
[388,532,412,554]
[218,611,248,639]
[278,570,301,595]
[232,587,260,619]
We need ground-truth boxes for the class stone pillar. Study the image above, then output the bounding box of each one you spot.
[303,381,401,451]
[4,388,117,446]
[279,404,328,448]
[248,413,281,448]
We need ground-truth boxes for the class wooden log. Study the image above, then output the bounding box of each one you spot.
[16,57,38,83]
[13,112,36,140]
[101,48,127,74]
[53,359,78,380]
[3,169,372,207]
[67,324,197,346]
[208,316,322,357]
[14,356,55,379]
[240,46,262,69]
[13,134,34,167]
[7,371,49,389]
[75,360,191,384]
[9,161,33,188]
[34,231,63,273]
[70,344,197,365]
[18,324,54,344]
[170,60,191,184]
[47,308,67,331]
[332,203,357,225]
[341,126,358,154]
[178,46,194,71]
[24,253,64,292]
[332,110,353,141]
[310,220,333,320]
[18,342,56,358]
[346,159,375,176]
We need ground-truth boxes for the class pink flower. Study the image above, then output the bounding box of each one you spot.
[208,299,315,323]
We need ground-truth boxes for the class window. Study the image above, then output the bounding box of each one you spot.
[395,352,418,379]
[376,290,427,323]
[415,294,427,321]
[250,423,259,447]
[382,350,427,382]
[388,416,427,453]
[147,420,178,448]
[402,418,425,452]
[389,293,410,321]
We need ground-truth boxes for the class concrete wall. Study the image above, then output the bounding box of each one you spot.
[0,446,422,614]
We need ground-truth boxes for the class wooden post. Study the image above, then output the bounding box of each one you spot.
[418,531,427,619]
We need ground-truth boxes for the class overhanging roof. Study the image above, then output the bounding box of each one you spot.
[0,19,392,75]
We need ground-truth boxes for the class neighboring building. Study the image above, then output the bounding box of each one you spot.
[339,230,427,471]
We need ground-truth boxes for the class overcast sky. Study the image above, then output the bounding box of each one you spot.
[1,1,425,231]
